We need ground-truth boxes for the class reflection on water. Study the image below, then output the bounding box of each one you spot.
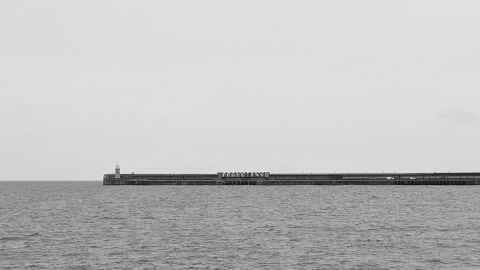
[1,182,480,269]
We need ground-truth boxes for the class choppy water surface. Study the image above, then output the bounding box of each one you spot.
[1,182,480,269]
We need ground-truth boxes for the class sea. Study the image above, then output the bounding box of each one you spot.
[1,182,480,270]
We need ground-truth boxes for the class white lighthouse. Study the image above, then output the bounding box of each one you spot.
[115,163,121,179]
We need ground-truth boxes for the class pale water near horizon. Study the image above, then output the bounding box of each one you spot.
[1,182,479,269]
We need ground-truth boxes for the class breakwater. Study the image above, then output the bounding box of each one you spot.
[103,172,480,185]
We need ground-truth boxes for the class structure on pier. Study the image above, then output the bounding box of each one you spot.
[115,164,121,179]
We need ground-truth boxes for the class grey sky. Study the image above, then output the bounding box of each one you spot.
[1,1,480,180]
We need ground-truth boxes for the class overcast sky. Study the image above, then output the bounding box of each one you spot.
[1,1,480,180]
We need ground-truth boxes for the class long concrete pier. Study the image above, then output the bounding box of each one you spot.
[103,172,480,185]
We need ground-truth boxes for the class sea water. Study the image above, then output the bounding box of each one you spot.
[1,182,480,269]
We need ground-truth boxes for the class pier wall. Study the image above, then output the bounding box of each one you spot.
[103,173,480,185]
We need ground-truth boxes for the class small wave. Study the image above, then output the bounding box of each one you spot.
[0,232,40,241]
[466,239,480,244]
[346,262,388,270]
[108,251,125,256]
[424,258,447,264]
[101,216,126,220]
[62,252,91,257]
[0,236,25,241]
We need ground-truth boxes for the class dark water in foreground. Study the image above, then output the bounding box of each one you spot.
[1,182,480,270]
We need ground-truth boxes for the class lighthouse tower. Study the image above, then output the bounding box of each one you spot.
[115,164,121,179]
